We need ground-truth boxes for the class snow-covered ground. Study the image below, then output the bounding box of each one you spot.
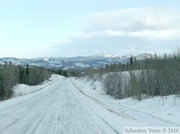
[72,77,180,126]
[0,75,179,134]
[13,75,61,97]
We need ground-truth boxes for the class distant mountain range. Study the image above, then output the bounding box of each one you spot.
[0,53,152,70]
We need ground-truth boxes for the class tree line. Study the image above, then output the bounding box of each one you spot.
[0,63,52,100]
[83,51,180,100]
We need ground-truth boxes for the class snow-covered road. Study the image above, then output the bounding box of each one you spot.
[0,75,179,134]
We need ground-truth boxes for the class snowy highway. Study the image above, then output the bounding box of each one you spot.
[0,75,179,134]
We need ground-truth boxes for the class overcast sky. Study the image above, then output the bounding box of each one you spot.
[0,0,180,58]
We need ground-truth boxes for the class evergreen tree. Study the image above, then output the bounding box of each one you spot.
[130,56,133,65]
[63,70,68,77]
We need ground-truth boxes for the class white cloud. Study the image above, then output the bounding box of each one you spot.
[78,7,180,39]
[53,7,180,56]
[65,28,180,42]
[105,30,124,36]
[128,29,180,40]
[71,30,124,39]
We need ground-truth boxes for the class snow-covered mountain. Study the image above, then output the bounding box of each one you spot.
[96,53,120,58]
[136,53,152,60]
[0,53,151,70]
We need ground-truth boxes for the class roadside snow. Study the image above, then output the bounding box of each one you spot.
[72,77,180,127]
[119,95,180,125]
[13,74,61,97]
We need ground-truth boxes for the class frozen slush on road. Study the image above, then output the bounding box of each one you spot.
[0,75,179,134]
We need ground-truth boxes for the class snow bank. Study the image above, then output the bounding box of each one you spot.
[118,95,180,125]
[73,76,180,126]
[13,74,63,97]
[72,77,106,95]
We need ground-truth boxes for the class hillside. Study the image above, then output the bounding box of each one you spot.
[0,53,151,70]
